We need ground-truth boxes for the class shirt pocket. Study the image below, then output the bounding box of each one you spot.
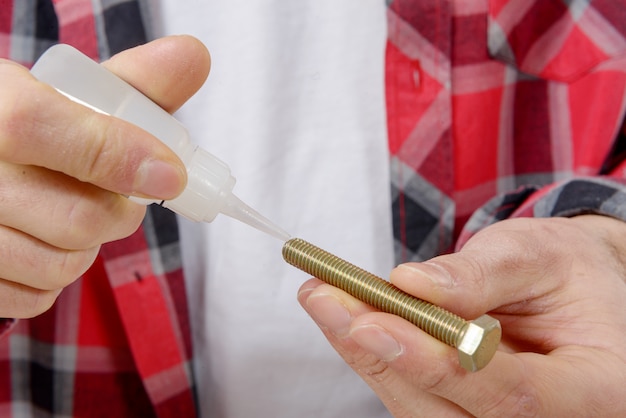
[487,0,626,83]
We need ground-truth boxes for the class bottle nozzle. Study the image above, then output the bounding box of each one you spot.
[221,193,291,241]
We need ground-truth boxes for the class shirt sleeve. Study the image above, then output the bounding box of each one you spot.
[458,118,626,249]
[456,176,626,250]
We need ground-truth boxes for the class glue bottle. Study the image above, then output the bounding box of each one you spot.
[31,44,289,241]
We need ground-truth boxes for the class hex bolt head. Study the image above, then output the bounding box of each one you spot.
[456,314,502,372]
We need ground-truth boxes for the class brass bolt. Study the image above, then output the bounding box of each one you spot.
[282,238,501,372]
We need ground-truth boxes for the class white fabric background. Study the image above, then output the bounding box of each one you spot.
[159,1,394,416]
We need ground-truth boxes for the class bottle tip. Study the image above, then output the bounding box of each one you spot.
[219,193,291,241]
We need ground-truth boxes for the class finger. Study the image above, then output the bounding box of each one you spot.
[102,35,211,113]
[299,279,472,416]
[389,217,574,318]
[0,224,98,292]
[298,278,378,337]
[349,314,473,417]
[0,162,145,249]
[0,278,62,318]
[302,279,621,417]
[0,59,186,200]
[354,312,625,417]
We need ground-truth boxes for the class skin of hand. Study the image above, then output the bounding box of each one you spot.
[298,214,626,417]
[0,35,210,318]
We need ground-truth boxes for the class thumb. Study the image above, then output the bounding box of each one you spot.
[389,218,567,318]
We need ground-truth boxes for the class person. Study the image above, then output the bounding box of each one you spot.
[0,1,391,417]
[1,1,625,418]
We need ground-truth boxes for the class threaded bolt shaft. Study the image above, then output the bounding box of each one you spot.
[282,238,501,372]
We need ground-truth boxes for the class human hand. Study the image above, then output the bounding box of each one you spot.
[0,36,210,318]
[298,215,626,417]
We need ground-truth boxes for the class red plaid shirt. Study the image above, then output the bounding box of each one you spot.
[1,0,626,417]
[0,1,196,417]
[387,0,626,262]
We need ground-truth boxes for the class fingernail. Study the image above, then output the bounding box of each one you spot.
[306,293,352,338]
[297,286,314,301]
[350,324,403,362]
[398,262,453,288]
[134,159,185,199]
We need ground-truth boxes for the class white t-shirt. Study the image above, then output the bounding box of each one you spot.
[158,1,394,416]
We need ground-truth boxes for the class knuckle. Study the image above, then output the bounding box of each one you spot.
[76,114,147,190]
[5,286,63,319]
[49,247,100,290]
[2,243,98,301]
[60,191,144,249]
[0,66,36,160]
[79,113,115,182]
[417,352,460,394]
[63,190,113,248]
[344,349,400,386]
[21,289,62,318]
[420,369,448,393]
[479,219,562,263]
[22,238,100,292]
[351,351,393,383]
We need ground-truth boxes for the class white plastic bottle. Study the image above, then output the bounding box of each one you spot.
[31,44,289,241]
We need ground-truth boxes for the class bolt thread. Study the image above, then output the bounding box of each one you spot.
[283,238,468,348]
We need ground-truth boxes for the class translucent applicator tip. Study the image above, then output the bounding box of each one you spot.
[220,193,291,241]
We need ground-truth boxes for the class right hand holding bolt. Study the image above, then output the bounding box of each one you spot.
[298,215,626,417]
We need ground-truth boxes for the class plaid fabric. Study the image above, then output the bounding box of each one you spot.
[386,0,626,263]
[3,0,626,416]
[0,1,196,417]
